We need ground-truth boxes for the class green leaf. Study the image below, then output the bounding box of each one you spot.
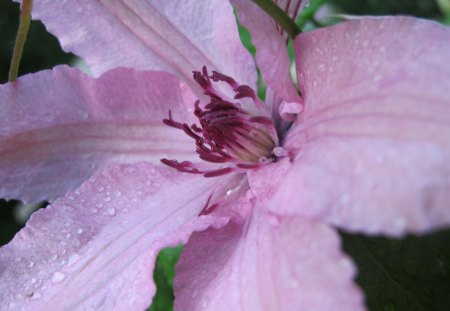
[147,246,183,311]
[341,229,450,311]
[296,0,327,29]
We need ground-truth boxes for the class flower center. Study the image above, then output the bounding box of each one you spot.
[161,67,281,177]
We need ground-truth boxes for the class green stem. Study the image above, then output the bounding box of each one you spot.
[251,0,301,38]
[8,0,34,82]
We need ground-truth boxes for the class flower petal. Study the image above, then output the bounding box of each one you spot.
[174,207,364,311]
[0,162,229,310]
[0,66,196,203]
[265,17,450,235]
[232,0,302,103]
[28,0,256,93]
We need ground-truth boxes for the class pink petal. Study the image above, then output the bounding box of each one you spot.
[0,66,196,203]
[0,162,230,310]
[232,0,302,103]
[258,17,450,236]
[27,0,256,94]
[174,207,364,311]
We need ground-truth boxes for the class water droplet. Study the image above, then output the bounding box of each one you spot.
[67,254,80,267]
[95,203,104,209]
[290,279,299,288]
[114,191,122,197]
[103,196,112,202]
[394,218,406,231]
[78,110,89,120]
[201,298,209,309]
[271,40,278,52]
[273,146,288,157]
[339,194,350,204]
[30,292,42,300]
[267,214,280,226]
[192,289,199,299]
[125,167,135,174]
[50,254,58,261]
[97,186,104,192]
[104,207,116,216]
[318,63,326,71]
[51,272,66,283]
[76,227,84,234]
[258,156,269,164]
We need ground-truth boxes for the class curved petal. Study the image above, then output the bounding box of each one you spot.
[263,17,450,236]
[232,0,302,103]
[27,0,256,94]
[0,66,196,203]
[0,162,230,310]
[174,207,364,311]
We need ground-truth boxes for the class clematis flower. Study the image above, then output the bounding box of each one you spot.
[1,0,450,310]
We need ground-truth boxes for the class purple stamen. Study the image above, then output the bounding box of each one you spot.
[161,67,279,177]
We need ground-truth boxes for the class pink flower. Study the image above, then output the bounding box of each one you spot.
[1,0,450,310]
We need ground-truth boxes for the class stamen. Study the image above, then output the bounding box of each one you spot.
[204,167,234,178]
[234,85,256,100]
[210,71,239,89]
[161,66,281,177]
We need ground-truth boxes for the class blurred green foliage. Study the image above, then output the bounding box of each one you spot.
[0,1,73,84]
[0,1,449,311]
[342,230,450,311]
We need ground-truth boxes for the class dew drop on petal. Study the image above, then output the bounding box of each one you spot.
[67,253,80,267]
[30,292,42,300]
[192,289,199,299]
[290,279,299,288]
[104,207,116,216]
[125,167,135,174]
[51,272,66,283]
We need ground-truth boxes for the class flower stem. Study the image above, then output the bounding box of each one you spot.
[251,0,301,38]
[8,0,34,82]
